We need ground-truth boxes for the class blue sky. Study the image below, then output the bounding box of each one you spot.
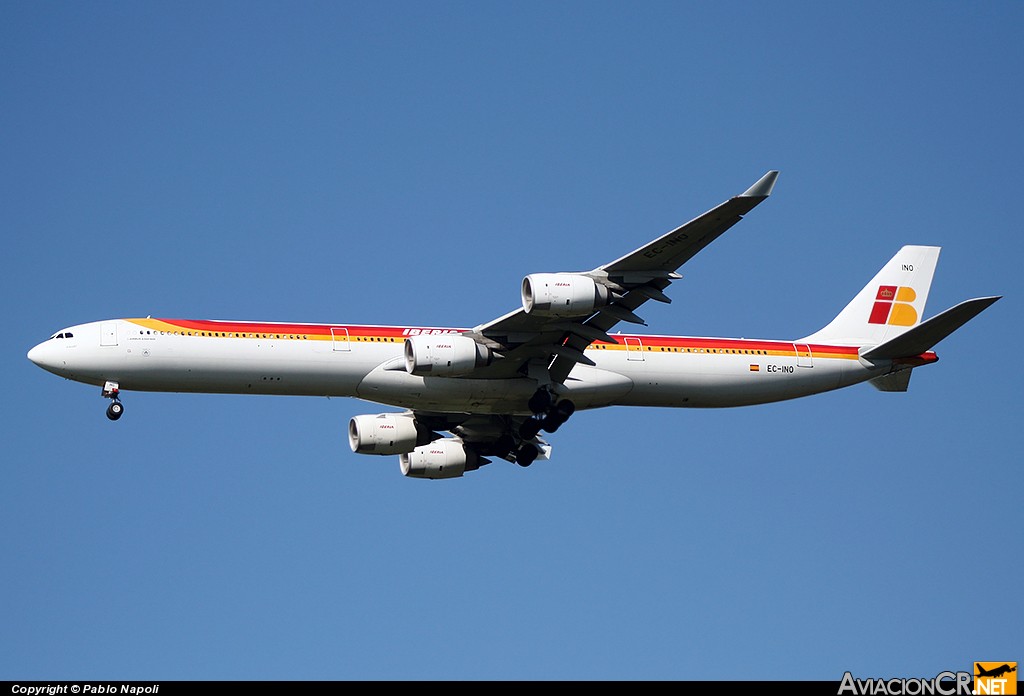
[3,1,1021,681]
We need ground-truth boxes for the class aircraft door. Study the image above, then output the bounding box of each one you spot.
[624,336,645,361]
[794,343,813,368]
[331,327,350,351]
[100,322,118,347]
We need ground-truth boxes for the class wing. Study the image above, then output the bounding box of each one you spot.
[399,172,778,473]
[465,170,779,385]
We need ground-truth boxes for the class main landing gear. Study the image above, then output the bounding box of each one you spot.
[515,388,576,467]
[102,380,124,421]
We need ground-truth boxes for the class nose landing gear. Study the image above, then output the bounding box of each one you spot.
[106,401,124,421]
[102,380,124,421]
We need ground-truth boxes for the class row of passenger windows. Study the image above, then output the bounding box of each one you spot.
[138,329,311,339]
[593,344,772,355]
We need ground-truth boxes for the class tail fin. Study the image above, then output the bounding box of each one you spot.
[800,246,941,345]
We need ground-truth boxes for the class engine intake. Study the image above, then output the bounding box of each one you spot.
[521,273,610,317]
[348,413,434,455]
[404,334,492,376]
[399,438,483,479]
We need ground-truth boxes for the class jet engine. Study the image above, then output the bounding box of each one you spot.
[404,334,492,376]
[348,412,434,455]
[399,438,483,479]
[521,273,610,317]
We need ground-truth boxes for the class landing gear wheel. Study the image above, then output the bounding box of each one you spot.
[528,388,553,414]
[519,418,543,440]
[541,413,564,433]
[540,400,575,433]
[106,401,124,421]
[553,399,576,419]
[517,444,539,467]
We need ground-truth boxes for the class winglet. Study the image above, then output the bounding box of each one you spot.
[741,170,779,198]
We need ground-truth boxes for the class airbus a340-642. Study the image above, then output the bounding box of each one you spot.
[27,172,999,479]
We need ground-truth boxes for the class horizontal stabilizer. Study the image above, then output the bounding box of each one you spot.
[862,296,1001,360]
[870,370,913,392]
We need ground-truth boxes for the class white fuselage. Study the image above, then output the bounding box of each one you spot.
[27,317,902,414]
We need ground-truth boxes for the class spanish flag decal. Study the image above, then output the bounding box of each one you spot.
[749,364,760,372]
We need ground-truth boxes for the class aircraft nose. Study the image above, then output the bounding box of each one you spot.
[27,341,59,371]
[27,342,45,366]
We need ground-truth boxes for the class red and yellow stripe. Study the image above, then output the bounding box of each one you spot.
[124,318,934,362]
[126,318,466,343]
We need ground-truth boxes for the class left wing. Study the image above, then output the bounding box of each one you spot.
[465,170,779,385]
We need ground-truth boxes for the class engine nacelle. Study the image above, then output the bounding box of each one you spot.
[404,334,492,376]
[399,438,483,480]
[348,413,433,455]
[521,273,610,317]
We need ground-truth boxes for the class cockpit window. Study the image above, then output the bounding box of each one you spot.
[64,332,73,338]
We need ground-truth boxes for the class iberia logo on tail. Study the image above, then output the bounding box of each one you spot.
[868,285,918,326]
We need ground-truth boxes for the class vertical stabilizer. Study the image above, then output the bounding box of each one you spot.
[800,246,940,346]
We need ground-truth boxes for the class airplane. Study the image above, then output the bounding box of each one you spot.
[976,664,1017,679]
[26,171,1001,479]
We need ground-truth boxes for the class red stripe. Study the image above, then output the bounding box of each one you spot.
[150,319,863,356]
[155,319,467,337]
